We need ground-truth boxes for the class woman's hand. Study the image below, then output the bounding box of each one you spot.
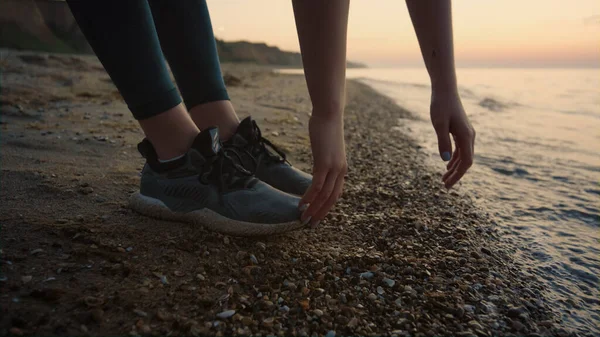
[299,114,347,228]
[431,90,476,189]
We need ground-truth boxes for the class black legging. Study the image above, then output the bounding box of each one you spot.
[67,0,229,120]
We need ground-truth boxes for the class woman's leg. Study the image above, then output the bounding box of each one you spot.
[148,0,240,140]
[66,0,199,160]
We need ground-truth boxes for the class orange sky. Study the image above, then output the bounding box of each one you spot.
[207,0,600,67]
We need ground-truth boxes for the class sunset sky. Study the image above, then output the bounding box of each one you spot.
[207,0,600,68]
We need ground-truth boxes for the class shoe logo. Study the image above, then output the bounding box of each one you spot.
[209,128,221,154]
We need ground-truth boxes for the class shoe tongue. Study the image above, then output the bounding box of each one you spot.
[192,127,222,158]
[236,116,258,142]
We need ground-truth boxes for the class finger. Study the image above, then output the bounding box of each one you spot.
[444,136,474,188]
[433,120,452,161]
[443,147,461,181]
[311,172,345,226]
[302,170,337,223]
[447,147,460,170]
[299,168,327,220]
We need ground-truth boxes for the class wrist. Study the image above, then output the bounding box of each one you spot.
[430,73,458,94]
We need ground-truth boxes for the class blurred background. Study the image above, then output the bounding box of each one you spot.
[1,0,599,335]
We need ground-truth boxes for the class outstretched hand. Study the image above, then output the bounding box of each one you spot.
[430,90,476,189]
[299,114,347,228]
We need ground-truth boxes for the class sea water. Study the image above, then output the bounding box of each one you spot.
[280,67,600,334]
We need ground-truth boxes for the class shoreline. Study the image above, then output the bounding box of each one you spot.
[1,50,564,336]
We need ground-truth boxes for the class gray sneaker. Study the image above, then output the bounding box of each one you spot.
[225,116,312,196]
[128,127,305,236]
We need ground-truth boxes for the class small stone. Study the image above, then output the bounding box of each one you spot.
[383,278,395,288]
[538,320,553,328]
[271,131,279,137]
[507,306,525,318]
[133,309,148,317]
[173,270,185,277]
[196,274,206,281]
[377,286,385,295]
[280,305,290,313]
[367,293,377,301]
[9,327,23,336]
[313,309,324,317]
[512,320,525,331]
[468,320,484,331]
[481,247,492,255]
[140,324,151,334]
[249,254,258,265]
[217,310,236,319]
[160,276,168,284]
[80,186,94,195]
[126,247,133,252]
[325,330,336,337]
[339,294,347,304]
[262,317,274,327]
[256,242,266,250]
[347,317,358,328]
[471,251,482,259]
[21,276,32,284]
[223,237,230,245]
[463,304,475,313]
[394,298,402,307]
[117,247,126,253]
[359,271,374,279]
[30,249,45,255]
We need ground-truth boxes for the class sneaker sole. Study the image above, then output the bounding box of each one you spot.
[128,192,305,237]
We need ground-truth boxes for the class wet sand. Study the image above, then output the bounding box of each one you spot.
[0,50,565,336]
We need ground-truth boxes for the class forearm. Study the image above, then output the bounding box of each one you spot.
[406,0,457,92]
[292,0,349,119]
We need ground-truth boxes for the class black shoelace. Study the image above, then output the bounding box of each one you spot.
[198,148,253,194]
[231,120,289,172]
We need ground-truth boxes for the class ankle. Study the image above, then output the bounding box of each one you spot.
[189,101,239,141]
[138,104,200,160]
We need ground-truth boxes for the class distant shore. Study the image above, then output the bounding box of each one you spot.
[0,50,564,336]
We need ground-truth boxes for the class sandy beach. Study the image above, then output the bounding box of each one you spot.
[0,50,566,336]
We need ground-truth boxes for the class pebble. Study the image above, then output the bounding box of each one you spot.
[21,276,32,284]
[367,293,378,301]
[313,309,324,317]
[512,320,526,331]
[347,317,358,328]
[249,254,259,265]
[394,298,402,307]
[383,278,395,288]
[133,309,147,317]
[30,249,45,255]
[256,242,266,250]
[481,247,492,255]
[468,320,484,331]
[360,271,374,279]
[217,310,236,319]
[91,309,104,323]
[377,286,385,295]
[463,304,475,313]
[223,237,230,245]
[126,247,133,252]
[196,274,206,281]
[279,305,290,313]
[160,276,168,284]
[325,330,336,337]
[507,306,525,318]
[9,327,23,336]
[262,317,274,327]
